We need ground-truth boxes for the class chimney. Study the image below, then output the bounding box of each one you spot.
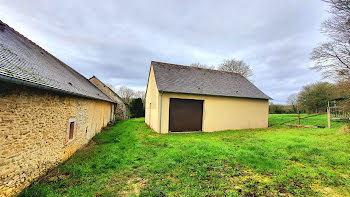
[0,20,6,32]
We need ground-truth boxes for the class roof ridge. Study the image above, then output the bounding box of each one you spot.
[151,61,244,77]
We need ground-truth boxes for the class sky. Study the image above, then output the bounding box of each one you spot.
[0,0,330,104]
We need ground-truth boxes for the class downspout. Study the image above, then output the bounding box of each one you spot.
[159,91,163,134]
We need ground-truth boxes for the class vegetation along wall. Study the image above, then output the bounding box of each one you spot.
[0,82,113,196]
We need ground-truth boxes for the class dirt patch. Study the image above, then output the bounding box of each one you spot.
[126,177,147,196]
[223,164,277,196]
[313,185,344,197]
[40,168,72,183]
[116,177,147,196]
[106,170,148,196]
[337,124,350,133]
[101,126,111,131]
[81,140,97,151]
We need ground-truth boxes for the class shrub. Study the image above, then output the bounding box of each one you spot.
[129,98,145,118]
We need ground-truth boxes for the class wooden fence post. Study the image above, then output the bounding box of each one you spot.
[297,111,300,125]
[327,107,331,129]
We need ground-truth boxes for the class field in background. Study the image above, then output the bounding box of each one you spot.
[21,115,350,196]
[268,114,340,128]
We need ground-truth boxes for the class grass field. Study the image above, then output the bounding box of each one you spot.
[20,114,350,196]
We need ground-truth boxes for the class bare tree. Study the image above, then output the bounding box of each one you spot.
[135,90,146,104]
[322,0,350,40]
[287,93,298,106]
[311,0,350,79]
[287,93,299,113]
[106,84,118,92]
[312,42,350,78]
[117,86,135,104]
[190,63,215,69]
[135,90,145,99]
[335,78,350,110]
[217,59,253,78]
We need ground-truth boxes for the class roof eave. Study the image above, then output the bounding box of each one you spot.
[0,74,116,103]
[158,90,271,100]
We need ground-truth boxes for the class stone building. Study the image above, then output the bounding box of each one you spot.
[89,76,129,120]
[0,21,116,196]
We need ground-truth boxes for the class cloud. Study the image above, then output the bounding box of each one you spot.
[0,0,330,103]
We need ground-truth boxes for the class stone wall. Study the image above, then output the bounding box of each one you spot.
[89,77,129,120]
[0,82,113,196]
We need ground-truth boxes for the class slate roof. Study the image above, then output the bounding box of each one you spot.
[0,21,114,102]
[151,61,271,100]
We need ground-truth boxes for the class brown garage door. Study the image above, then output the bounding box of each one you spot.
[169,98,203,132]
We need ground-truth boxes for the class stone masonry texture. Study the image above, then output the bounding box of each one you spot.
[0,82,113,196]
[89,77,128,120]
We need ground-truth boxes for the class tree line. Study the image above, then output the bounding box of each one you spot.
[108,85,145,118]
[270,81,349,114]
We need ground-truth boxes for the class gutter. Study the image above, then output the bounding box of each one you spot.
[0,75,115,103]
[159,91,163,134]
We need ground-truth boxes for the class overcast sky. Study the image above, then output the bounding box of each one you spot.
[0,0,330,103]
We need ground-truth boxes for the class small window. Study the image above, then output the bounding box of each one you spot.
[69,122,74,140]
[66,118,76,144]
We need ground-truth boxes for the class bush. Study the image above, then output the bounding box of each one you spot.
[129,98,145,118]
[269,103,300,114]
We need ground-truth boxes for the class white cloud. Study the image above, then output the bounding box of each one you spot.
[0,0,331,103]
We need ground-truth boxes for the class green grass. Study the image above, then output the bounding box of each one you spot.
[20,115,350,196]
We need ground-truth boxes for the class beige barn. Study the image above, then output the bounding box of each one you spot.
[145,61,271,134]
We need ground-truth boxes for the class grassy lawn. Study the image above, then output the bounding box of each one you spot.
[21,115,350,196]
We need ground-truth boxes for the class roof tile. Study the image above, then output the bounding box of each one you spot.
[152,61,271,100]
[0,22,113,102]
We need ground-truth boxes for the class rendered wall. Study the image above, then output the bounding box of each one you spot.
[0,82,113,196]
[159,93,269,134]
[145,65,160,132]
